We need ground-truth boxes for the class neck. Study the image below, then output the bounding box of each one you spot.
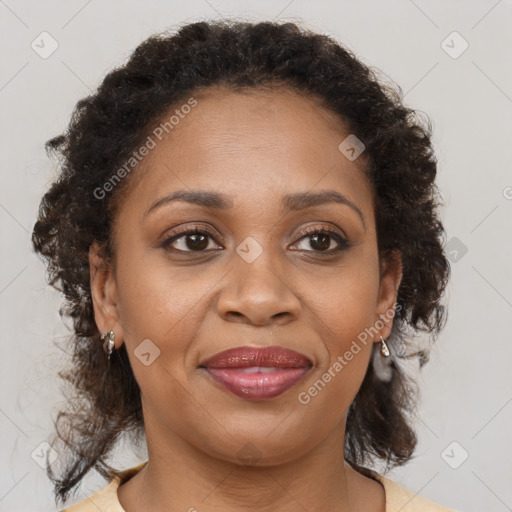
[117,417,384,512]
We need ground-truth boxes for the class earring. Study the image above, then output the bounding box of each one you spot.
[380,334,391,357]
[101,330,115,360]
[372,334,393,382]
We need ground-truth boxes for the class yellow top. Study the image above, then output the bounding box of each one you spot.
[61,462,456,512]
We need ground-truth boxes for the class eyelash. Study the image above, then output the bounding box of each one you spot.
[160,225,350,255]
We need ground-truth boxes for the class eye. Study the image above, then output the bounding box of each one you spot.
[290,226,349,254]
[160,226,222,253]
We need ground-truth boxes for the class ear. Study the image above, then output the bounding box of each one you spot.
[374,249,403,341]
[89,241,124,349]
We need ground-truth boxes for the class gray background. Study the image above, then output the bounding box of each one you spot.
[1,1,511,511]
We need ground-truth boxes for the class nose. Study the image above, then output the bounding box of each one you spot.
[216,252,301,327]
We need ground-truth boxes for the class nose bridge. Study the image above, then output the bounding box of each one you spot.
[217,234,300,324]
[234,234,287,298]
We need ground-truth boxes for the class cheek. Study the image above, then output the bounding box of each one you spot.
[310,288,375,385]
[114,255,212,406]
[307,258,380,344]
[301,255,379,399]
[297,279,377,418]
[114,247,213,359]
[116,241,215,327]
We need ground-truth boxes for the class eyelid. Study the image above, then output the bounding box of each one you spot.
[160,223,223,245]
[293,223,347,242]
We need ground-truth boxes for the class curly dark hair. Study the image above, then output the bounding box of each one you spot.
[31,19,450,506]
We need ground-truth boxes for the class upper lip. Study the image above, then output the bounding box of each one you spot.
[200,346,312,369]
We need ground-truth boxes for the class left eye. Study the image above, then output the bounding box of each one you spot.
[291,228,348,253]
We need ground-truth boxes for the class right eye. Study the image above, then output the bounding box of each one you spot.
[160,227,223,253]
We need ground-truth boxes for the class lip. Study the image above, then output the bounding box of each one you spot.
[199,346,312,400]
[200,346,312,369]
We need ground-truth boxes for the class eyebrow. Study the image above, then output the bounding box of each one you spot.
[144,189,365,229]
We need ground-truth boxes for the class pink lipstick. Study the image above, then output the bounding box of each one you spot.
[200,346,312,400]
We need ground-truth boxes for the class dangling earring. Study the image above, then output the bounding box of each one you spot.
[380,334,391,358]
[372,334,393,382]
[101,330,115,360]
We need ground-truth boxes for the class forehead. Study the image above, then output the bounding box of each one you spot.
[117,86,373,220]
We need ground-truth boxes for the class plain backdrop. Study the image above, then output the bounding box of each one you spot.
[1,1,511,511]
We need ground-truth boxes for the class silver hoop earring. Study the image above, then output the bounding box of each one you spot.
[100,330,115,360]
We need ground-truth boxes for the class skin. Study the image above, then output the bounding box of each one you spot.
[89,86,402,512]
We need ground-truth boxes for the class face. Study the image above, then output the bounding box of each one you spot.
[90,86,402,466]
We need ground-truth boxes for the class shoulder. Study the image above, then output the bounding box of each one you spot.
[374,474,457,512]
[59,463,147,512]
[59,477,122,512]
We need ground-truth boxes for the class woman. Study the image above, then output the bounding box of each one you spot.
[32,19,455,512]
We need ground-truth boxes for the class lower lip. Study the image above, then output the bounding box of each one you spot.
[203,367,311,400]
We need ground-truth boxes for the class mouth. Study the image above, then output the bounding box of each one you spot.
[199,346,313,400]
